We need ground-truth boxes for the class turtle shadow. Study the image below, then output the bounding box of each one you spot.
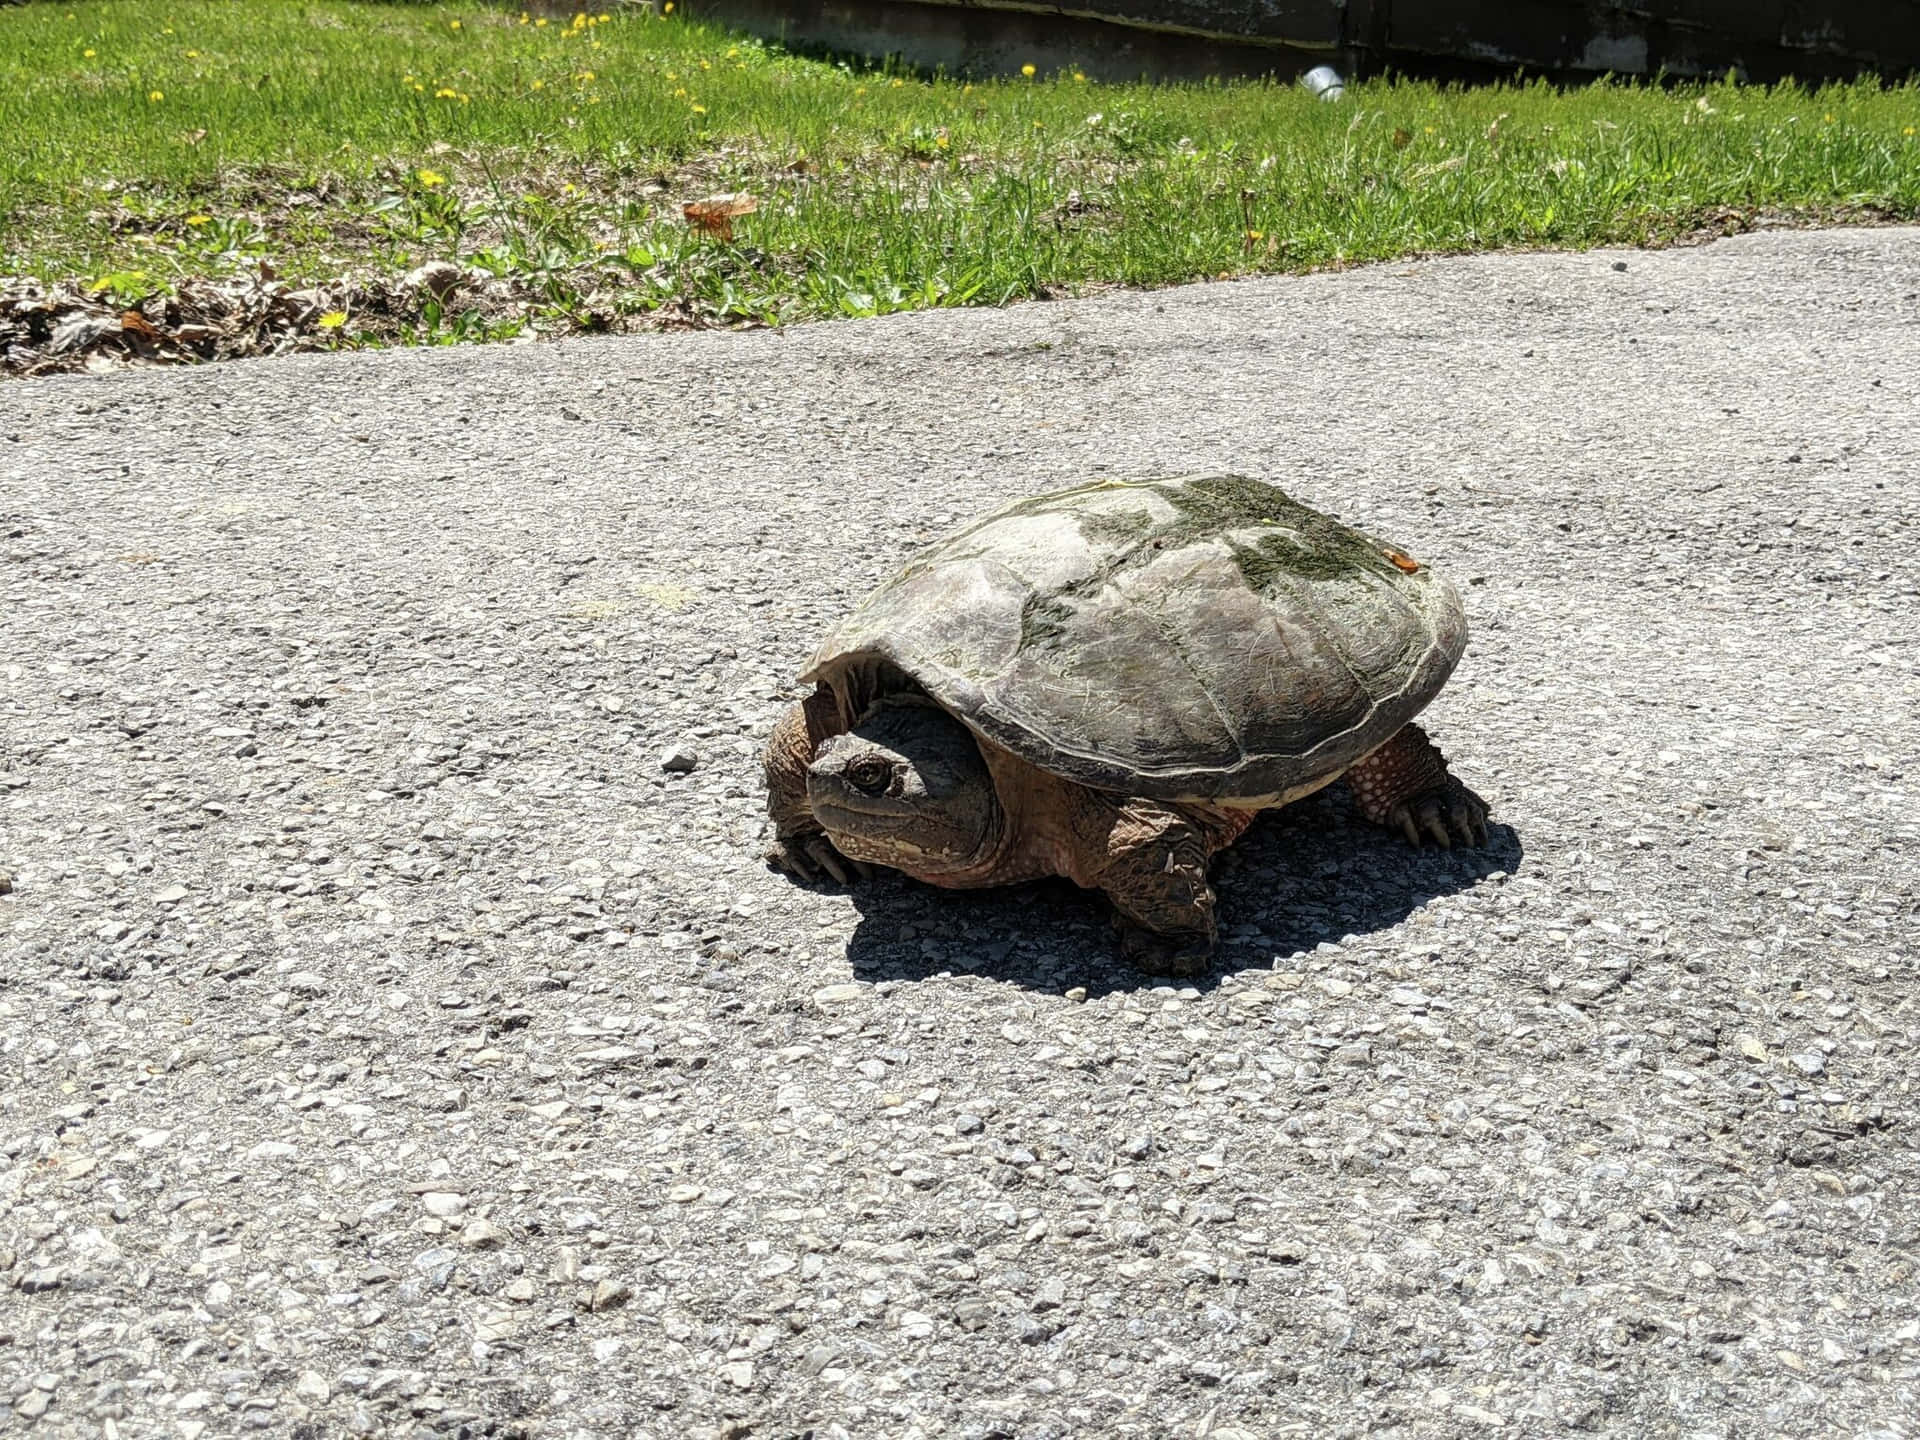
[842,783,1525,998]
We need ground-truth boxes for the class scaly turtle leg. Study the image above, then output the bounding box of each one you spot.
[762,688,872,885]
[1088,798,1221,977]
[1346,723,1489,849]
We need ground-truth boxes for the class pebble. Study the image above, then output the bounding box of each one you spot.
[589,1280,631,1311]
[294,1372,331,1404]
[658,741,700,774]
[461,1219,509,1249]
[899,1310,935,1339]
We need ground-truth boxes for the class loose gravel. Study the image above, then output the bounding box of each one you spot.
[2,227,1917,1439]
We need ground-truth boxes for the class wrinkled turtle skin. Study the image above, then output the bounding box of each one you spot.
[763,475,1490,975]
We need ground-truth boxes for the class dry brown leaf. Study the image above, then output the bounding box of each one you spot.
[119,309,162,339]
[682,192,757,242]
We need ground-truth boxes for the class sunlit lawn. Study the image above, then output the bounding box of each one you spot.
[3,0,1918,348]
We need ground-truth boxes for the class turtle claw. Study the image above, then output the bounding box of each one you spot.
[1391,780,1490,851]
[1115,919,1214,978]
[1451,796,1490,849]
[767,835,872,886]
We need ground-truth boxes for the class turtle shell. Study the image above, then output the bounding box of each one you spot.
[802,474,1468,805]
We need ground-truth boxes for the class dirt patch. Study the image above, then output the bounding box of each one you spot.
[0,263,752,379]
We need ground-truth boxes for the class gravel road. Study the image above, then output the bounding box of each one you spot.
[3,227,1918,1440]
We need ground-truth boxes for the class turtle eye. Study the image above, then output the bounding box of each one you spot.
[845,756,892,795]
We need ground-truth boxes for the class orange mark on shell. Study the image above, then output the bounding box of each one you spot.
[1385,548,1421,573]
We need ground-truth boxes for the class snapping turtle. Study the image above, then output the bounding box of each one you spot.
[763,474,1490,974]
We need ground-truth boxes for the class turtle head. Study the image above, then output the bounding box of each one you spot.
[807,704,998,877]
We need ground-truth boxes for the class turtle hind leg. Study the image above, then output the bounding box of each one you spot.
[1347,723,1490,850]
[1088,799,1220,977]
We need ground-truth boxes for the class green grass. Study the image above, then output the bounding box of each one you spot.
[4,0,1919,347]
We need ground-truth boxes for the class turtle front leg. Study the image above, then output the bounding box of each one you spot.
[1087,798,1220,977]
[1347,723,1489,850]
[763,688,872,885]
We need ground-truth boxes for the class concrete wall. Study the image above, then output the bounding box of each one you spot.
[675,0,1920,82]
[678,0,1341,83]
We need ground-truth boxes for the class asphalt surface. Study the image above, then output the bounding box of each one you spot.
[2,227,1917,1439]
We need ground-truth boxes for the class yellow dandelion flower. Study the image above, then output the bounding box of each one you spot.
[521,12,530,23]
[536,17,548,26]
[699,59,711,69]
[854,85,866,95]
[186,49,199,57]
[413,83,424,92]
[436,87,458,98]
[403,74,415,83]
[662,3,673,12]
[185,214,211,226]
[891,78,903,87]
[1021,63,1036,77]
[577,70,595,81]
[317,312,348,329]
[459,92,470,103]
[691,103,706,113]
[573,12,586,27]
[532,78,545,89]
[1907,125,1916,136]
[1073,71,1086,81]
[673,87,686,97]
[602,14,613,22]
[666,69,678,79]
[162,26,173,34]
[450,18,461,29]
[83,47,95,56]
[1823,112,1834,122]
[148,89,164,101]
[726,46,738,57]
[416,169,446,187]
